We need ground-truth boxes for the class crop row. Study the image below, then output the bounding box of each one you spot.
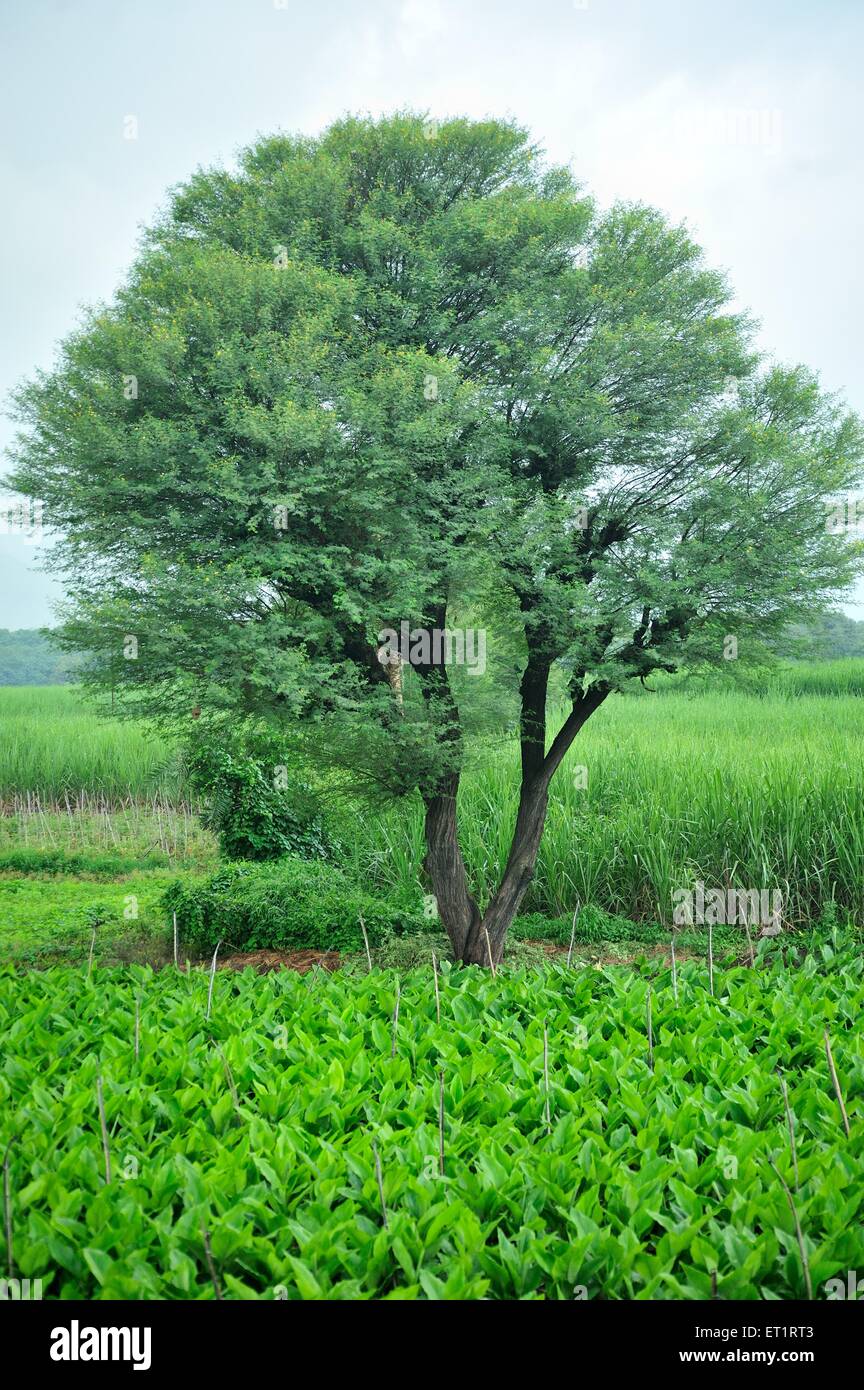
[1,936,862,1299]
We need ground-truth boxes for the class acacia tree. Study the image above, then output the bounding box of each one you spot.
[8,114,863,963]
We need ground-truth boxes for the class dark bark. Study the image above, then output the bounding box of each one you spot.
[460,770,550,964]
[423,773,481,960]
[415,603,483,957]
[423,680,609,966]
[518,644,551,783]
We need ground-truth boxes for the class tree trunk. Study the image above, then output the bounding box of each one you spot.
[423,773,481,961]
[461,772,549,965]
[423,684,609,966]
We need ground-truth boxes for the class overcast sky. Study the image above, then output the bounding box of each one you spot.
[2,0,863,626]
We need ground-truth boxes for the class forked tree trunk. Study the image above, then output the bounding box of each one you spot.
[466,775,550,963]
[424,772,550,964]
[423,685,608,965]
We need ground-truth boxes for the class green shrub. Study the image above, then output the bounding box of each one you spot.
[512,905,652,944]
[183,728,332,862]
[164,857,424,955]
[341,929,552,973]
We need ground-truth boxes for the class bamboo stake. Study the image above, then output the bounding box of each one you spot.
[778,1073,800,1191]
[647,985,654,1073]
[432,951,441,1024]
[484,926,497,977]
[543,1021,551,1133]
[743,919,755,968]
[96,1075,111,1184]
[671,936,678,1004]
[390,979,400,1059]
[769,1159,812,1300]
[359,914,373,973]
[372,1140,389,1229]
[708,920,714,996]
[201,1227,223,1300]
[87,926,97,979]
[173,911,179,969]
[205,941,221,1022]
[824,1028,850,1138]
[566,900,580,970]
[3,1136,15,1279]
[438,1070,445,1176]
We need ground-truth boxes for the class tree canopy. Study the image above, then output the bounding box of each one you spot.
[7,112,863,961]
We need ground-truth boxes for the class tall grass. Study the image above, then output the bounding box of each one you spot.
[3,679,864,927]
[344,687,864,926]
[770,658,864,698]
[653,658,864,699]
[0,686,182,801]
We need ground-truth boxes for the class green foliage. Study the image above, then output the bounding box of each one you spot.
[183,726,331,862]
[164,857,424,956]
[0,876,172,966]
[1,934,862,1299]
[8,112,862,785]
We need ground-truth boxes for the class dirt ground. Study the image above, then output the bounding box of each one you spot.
[521,939,706,966]
[216,948,341,975]
[203,939,713,974]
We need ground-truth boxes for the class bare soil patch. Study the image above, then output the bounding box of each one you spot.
[216,948,340,975]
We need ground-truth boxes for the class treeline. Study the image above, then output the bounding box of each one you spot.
[1,613,863,686]
[785,611,864,659]
[0,629,77,685]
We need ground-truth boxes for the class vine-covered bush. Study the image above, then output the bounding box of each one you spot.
[164,857,424,955]
[184,727,331,862]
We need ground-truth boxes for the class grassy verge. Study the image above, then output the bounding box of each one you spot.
[0,875,175,966]
[0,806,217,868]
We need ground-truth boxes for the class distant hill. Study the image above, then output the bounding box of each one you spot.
[0,629,77,685]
